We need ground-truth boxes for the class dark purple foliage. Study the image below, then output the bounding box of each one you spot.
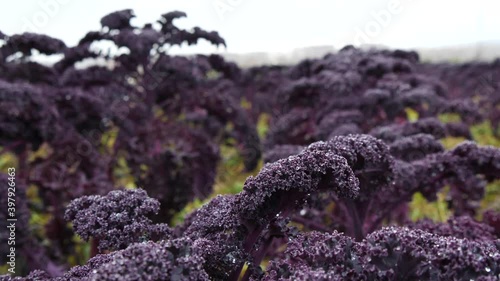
[389,133,444,161]
[265,227,500,280]
[179,143,361,279]
[100,9,135,30]
[237,147,359,224]
[417,60,500,133]
[87,239,209,281]
[409,216,497,240]
[0,33,66,57]
[369,117,448,142]
[316,110,363,140]
[2,8,500,280]
[263,144,304,163]
[0,9,261,276]
[64,189,170,251]
[0,174,61,276]
[483,210,500,237]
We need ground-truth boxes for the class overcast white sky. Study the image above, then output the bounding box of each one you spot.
[1,0,499,54]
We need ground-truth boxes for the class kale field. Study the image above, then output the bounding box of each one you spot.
[0,9,499,281]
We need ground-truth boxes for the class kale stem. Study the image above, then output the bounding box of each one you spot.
[345,199,364,241]
[291,215,332,232]
[241,235,274,281]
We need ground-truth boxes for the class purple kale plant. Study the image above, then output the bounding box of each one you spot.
[0,8,259,275]
[264,227,500,280]
[64,188,170,252]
